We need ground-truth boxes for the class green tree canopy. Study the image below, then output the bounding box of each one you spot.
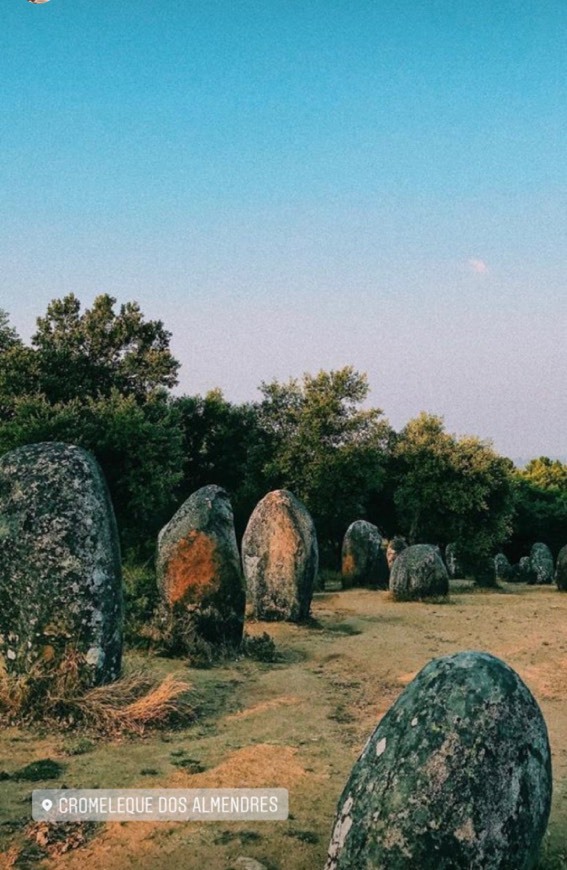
[392,412,515,582]
[0,294,180,409]
[0,391,183,557]
[256,367,392,564]
[509,458,567,561]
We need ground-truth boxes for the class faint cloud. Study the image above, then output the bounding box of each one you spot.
[467,258,489,274]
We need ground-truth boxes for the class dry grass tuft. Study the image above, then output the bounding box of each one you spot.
[0,653,193,736]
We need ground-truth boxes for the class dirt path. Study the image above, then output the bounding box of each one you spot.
[2,583,567,869]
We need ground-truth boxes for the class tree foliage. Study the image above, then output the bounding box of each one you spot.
[392,412,515,582]
[0,391,183,557]
[509,458,567,561]
[0,294,179,412]
[256,367,391,564]
[172,389,265,539]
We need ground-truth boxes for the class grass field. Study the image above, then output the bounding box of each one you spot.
[1,581,567,869]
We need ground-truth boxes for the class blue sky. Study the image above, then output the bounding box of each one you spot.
[2,1,566,459]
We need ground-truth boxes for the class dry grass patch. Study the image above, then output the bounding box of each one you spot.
[0,653,193,736]
[171,743,308,789]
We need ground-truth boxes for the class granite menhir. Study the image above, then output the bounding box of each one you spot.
[326,651,552,870]
[0,442,123,686]
[157,485,245,646]
[242,489,318,621]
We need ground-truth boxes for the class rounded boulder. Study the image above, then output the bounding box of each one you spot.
[325,651,552,870]
[242,489,318,621]
[530,543,554,585]
[157,485,245,646]
[494,552,512,583]
[389,543,449,601]
[341,520,388,589]
[0,442,123,686]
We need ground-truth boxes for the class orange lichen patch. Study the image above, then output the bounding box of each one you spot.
[170,744,307,789]
[342,553,356,578]
[268,513,295,566]
[517,659,567,701]
[164,531,219,606]
[225,695,302,722]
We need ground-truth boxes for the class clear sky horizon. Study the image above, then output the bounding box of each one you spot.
[2,1,566,460]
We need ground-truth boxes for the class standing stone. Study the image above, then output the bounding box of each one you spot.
[341,521,388,589]
[389,544,449,601]
[555,545,567,591]
[0,442,122,686]
[530,543,554,585]
[242,490,318,621]
[386,536,407,570]
[519,555,536,584]
[325,651,552,870]
[494,552,512,582]
[157,485,245,646]
[444,542,463,579]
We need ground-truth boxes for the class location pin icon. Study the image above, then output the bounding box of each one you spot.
[41,799,53,812]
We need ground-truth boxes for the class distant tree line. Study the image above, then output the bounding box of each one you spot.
[1,296,566,580]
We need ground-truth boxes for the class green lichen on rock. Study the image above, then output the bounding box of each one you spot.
[341,520,388,589]
[156,485,245,647]
[325,651,552,870]
[530,543,554,585]
[389,544,449,601]
[555,544,567,591]
[242,490,318,622]
[0,442,123,686]
[518,556,536,584]
[494,552,512,583]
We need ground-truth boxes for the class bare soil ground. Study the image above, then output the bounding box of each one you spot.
[2,582,567,869]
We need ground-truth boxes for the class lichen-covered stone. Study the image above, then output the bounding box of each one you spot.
[518,556,536,584]
[0,442,122,685]
[494,552,512,582]
[389,544,449,601]
[325,651,552,870]
[444,543,463,579]
[157,485,245,646]
[341,521,388,589]
[555,545,567,591]
[386,536,407,570]
[530,543,554,585]
[242,489,318,621]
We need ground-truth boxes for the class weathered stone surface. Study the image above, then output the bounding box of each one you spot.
[386,536,407,570]
[389,544,449,601]
[494,552,512,582]
[341,520,388,589]
[325,651,552,870]
[157,485,245,646]
[518,556,536,584]
[555,545,567,591]
[444,543,463,579]
[242,489,318,622]
[0,442,122,685]
[530,543,554,585]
